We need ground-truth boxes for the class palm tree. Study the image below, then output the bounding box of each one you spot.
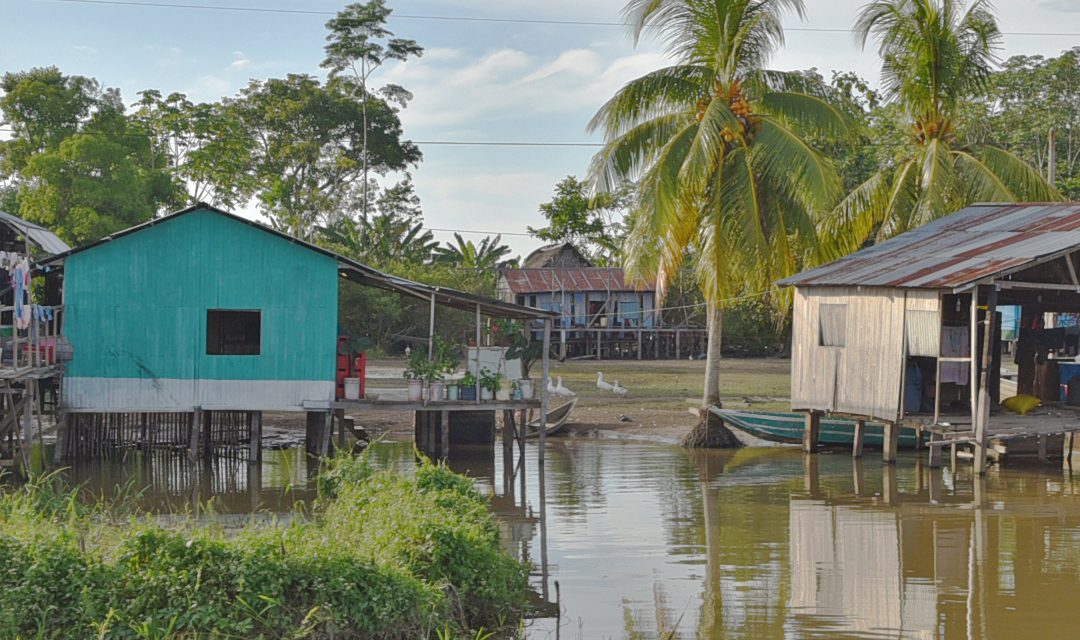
[822,0,1060,258]
[587,0,848,406]
[433,233,518,272]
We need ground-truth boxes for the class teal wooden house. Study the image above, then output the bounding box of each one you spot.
[50,205,340,412]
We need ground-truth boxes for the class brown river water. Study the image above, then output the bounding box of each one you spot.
[50,440,1080,639]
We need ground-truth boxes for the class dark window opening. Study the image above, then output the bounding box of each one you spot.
[207,310,261,355]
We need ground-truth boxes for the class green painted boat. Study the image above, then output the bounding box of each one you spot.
[712,408,922,449]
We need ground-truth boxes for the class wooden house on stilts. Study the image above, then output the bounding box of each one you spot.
[39,204,556,464]
[780,203,1080,473]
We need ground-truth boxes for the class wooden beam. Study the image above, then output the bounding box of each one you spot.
[539,318,551,468]
[883,421,899,463]
[997,281,1080,292]
[440,409,450,459]
[852,419,865,458]
[974,286,998,475]
[802,411,820,454]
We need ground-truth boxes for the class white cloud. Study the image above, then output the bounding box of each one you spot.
[385,45,669,131]
[230,51,252,70]
[1039,0,1080,11]
[72,45,98,55]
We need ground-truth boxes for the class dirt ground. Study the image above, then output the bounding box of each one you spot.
[263,358,792,445]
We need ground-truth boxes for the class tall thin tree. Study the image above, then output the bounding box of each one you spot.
[322,1,422,218]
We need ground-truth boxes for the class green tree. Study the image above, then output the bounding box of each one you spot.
[322,0,423,219]
[823,0,1060,258]
[529,175,632,265]
[233,74,421,239]
[974,48,1080,200]
[319,179,435,266]
[433,233,517,272]
[133,90,255,210]
[587,0,848,406]
[0,67,180,243]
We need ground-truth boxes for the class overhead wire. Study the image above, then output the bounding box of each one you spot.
[26,0,1080,36]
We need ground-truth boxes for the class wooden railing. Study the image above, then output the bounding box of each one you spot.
[0,304,65,371]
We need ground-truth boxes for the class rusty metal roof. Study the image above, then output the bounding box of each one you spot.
[500,268,653,294]
[778,203,1080,290]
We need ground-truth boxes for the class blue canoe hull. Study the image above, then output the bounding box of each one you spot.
[713,409,921,449]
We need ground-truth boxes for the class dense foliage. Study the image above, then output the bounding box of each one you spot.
[0,456,529,639]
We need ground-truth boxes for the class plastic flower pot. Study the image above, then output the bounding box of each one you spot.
[518,379,534,400]
[460,386,477,401]
[407,379,423,402]
[429,381,446,402]
[446,384,460,401]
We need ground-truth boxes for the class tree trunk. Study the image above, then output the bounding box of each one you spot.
[702,303,723,407]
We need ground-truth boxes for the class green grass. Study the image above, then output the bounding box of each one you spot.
[0,455,529,639]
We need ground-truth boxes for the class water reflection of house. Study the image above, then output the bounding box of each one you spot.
[496,243,706,359]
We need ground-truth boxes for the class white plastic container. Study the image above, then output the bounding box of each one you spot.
[343,377,361,400]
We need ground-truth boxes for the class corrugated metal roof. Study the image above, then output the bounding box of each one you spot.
[40,203,556,320]
[500,268,653,294]
[779,203,1080,290]
[0,210,70,255]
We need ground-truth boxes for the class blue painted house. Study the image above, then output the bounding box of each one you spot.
[51,205,340,412]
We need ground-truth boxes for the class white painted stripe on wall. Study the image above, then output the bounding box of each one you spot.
[62,377,334,412]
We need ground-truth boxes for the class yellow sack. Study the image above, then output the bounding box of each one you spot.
[1001,394,1041,416]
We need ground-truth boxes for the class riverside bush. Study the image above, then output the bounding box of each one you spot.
[0,454,529,639]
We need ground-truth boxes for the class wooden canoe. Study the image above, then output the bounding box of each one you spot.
[712,408,922,449]
[526,399,577,438]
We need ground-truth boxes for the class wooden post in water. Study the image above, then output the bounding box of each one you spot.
[852,419,865,458]
[539,318,551,468]
[974,285,997,475]
[188,409,201,460]
[440,409,450,459]
[928,432,943,468]
[802,411,820,454]
[249,411,262,463]
[883,421,899,463]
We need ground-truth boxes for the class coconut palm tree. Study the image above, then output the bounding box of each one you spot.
[587,0,849,406]
[822,0,1060,258]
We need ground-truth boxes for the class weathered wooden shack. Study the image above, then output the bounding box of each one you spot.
[40,204,556,462]
[779,203,1080,471]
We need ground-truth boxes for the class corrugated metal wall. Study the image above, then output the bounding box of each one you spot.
[791,287,939,421]
[63,208,338,409]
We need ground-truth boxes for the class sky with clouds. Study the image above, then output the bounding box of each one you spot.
[5,0,1080,258]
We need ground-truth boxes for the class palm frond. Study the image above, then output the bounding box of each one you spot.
[586,113,694,194]
[586,65,710,138]
[977,145,1062,203]
[758,90,852,141]
[817,170,893,260]
[752,117,842,212]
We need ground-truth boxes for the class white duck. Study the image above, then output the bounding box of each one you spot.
[596,371,614,392]
[547,376,558,394]
[554,376,577,398]
[612,380,628,396]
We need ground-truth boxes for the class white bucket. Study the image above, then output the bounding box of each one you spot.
[343,377,361,400]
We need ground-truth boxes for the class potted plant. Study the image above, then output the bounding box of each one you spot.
[403,348,429,402]
[460,370,478,401]
[503,320,543,400]
[479,367,500,401]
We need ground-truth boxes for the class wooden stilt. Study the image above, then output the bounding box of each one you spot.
[188,409,201,460]
[249,411,262,463]
[974,286,997,475]
[928,432,943,468]
[440,410,450,459]
[883,421,899,463]
[852,419,865,458]
[852,458,864,496]
[1038,433,1048,463]
[802,411,820,454]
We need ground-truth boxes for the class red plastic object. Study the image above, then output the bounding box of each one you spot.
[335,336,367,400]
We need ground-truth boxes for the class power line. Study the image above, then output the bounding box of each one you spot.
[27,0,1080,37]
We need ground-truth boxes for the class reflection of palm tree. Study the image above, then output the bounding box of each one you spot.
[688,450,790,638]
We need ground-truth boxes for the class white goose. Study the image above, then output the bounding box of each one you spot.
[554,376,576,398]
[547,376,558,394]
[596,371,614,392]
[612,380,628,396]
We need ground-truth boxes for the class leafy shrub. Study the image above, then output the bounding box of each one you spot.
[0,455,528,639]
